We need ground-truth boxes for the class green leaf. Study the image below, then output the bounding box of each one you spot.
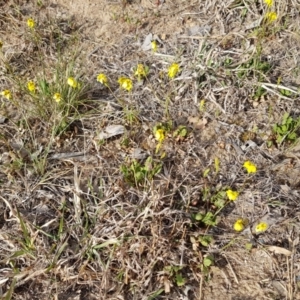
[288,132,297,140]
[173,125,188,138]
[144,156,153,172]
[203,168,210,177]
[175,273,186,287]
[280,89,292,96]
[245,243,253,251]
[214,198,225,208]
[214,157,220,173]
[4,278,16,300]
[203,255,214,267]
[286,117,293,126]
[134,171,144,182]
[281,125,287,133]
[282,112,289,124]
[202,212,217,226]
[152,163,162,177]
[199,235,213,247]
[39,79,50,95]
[147,289,164,300]
[93,239,120,249]
[195,213,204,221]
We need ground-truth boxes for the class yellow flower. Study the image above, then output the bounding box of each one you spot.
[67,77,78,88]
[134,64,148,80]
[264,0,273,7]
[254,222,269,233]
[154,129,165,143]
[226,190,239,201]
[97,73,108,86]
[234,218,247,232]
[168,63,180,79]
[1,89,12,100]
[118,77,133,92]
[53,93,62,103]
[265,11,277,23]
[243,161,257,174]
[27,81,36,93]
[151,40,157,52]
[27,18,35,28]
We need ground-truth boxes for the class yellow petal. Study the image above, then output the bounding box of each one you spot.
[154,129,165,143]
[151,40,157,52]
[168,63,180,79]
[27,18,35,28]
[27,81,36,93]
[1,89,12,100]
[265,11,277,23]
[53,93,62,103]
[234,219,246,232]
[67,77,78,88]
[243,161,257,174]
[263,0,273,7]
[226,190,239,201]
[97,73,108,86]
[255,222,269,233]
[118,77,133,91]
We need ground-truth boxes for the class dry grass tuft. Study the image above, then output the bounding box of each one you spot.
[1,0,300,299]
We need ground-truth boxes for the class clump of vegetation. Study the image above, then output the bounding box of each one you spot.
[120,156,162,187]
[0,0,299,299]
[272,112,300,146]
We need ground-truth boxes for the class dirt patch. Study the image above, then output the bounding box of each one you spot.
[1,0,300,299]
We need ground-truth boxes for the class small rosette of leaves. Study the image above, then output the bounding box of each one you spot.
[272,112,300,145]
[120,157,162,186]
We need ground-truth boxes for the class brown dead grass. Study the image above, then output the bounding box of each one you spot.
[1,0,300,299]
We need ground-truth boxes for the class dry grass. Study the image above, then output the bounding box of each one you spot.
[1,0,300,299]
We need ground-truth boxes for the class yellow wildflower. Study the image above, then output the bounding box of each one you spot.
[67,77,78,88]
[226,190,239,201]
[118,77,133,92]
[199,99,205,111]
[154,129,165,143]
[243,161,257,174]
[154,128,165,153]
[134,64,148,80]
[151,40,157,52]
[1,89,12,100]
[53,93,62,103]
[264,0,273,7]
[265,11,277,23]
[27,81,36,93]
[254,222,269,233]
[27,18,35,29]
[234,219,247,232]
[168,63,180,79]
[97,73,108,86]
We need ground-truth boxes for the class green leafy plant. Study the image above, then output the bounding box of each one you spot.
[237,57,271,79]
[164,265,187,287]
[272,112,300,145]
[201,255,214,276]
[121,156,162,186]
[254,86,267,99]
[198,235,213,247]
[194,211,218,226]
[279,88,292,97]
[193,187,235,227]
[173,125,188,140]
